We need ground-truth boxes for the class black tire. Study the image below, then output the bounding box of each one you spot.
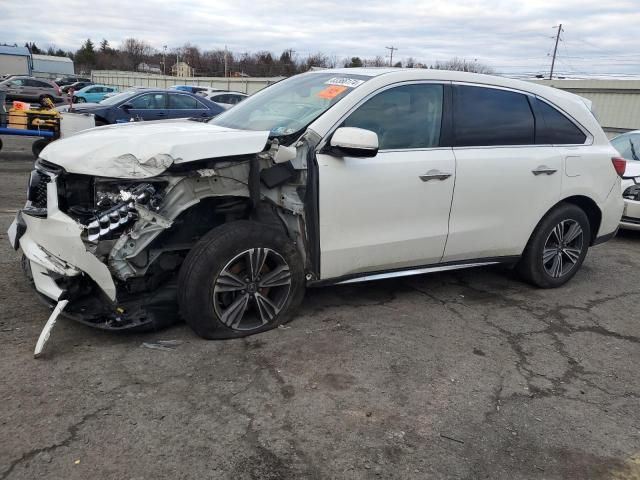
[517,203,591,288]
[75,96,85,103]
[32,139,50,158]
[94,119,108,126]
[178,220,305,339]
[39,94,54,105]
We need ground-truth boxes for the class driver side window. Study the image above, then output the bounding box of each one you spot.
[342,84,443,150]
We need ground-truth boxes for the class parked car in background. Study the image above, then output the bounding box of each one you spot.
[103,86,150,100]
[65,88,224,124]
[611,131,640,230]
[54,76,91,87]
[170,84,209,94]
[72,84,118,103]
[61,81,93,94]
[9,69,624,343]
[0,76,63,103]
[206,91,248,109]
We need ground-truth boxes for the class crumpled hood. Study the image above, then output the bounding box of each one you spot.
[40,120,270,178]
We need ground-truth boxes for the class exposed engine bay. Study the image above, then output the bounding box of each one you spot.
[17,131,319,340]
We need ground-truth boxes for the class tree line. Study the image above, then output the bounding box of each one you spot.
[23,38,493,77]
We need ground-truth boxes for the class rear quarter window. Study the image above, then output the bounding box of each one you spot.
[534,99,587,145]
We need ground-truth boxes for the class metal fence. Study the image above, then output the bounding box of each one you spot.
[91,70,284,95]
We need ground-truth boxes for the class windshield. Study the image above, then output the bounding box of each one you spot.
[611,133,640,161]
[210,72,370,138]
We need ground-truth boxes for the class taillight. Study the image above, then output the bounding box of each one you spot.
[53,83,61,95]
[612,157,626,177]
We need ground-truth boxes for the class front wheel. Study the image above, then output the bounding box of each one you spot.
[178,220,305,339]
[74,96,86,103]
[517,203,591,288]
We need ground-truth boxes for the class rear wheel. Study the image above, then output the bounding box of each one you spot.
[178,221,305,339]
[75,96,85,103]
[517,203,591,288]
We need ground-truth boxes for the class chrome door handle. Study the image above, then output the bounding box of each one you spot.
[532,165,558,176]
[419,169,452,182]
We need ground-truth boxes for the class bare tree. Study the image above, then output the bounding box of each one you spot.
[432,57,493,74]
[120,38,154,70]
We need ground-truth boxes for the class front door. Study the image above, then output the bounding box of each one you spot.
[316,83,456,280]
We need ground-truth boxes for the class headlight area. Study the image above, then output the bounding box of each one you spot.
[44,175,179,330]
[58,177,167,242]
[623,184,640,202]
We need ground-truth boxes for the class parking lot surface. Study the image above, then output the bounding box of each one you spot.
[0,136,639,479]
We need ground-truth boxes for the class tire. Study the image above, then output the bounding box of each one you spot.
[39,94,54,105]
[94,119,107,126]
[32,139,50,158]
[517,203,591,288]
[178,220,305,339]
[75,96,86,103]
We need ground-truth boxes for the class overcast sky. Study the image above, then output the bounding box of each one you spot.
[2,0,640,78]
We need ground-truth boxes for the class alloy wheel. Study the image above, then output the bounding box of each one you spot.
[542,219,584,278]
[213,248,292,331]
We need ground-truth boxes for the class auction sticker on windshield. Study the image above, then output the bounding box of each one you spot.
[317,85,348,99]
[324,77,365,88]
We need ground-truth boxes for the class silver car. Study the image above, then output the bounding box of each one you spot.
[611,131,640,230]
[0,76,63,103]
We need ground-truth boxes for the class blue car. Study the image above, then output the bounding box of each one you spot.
[68,89,224,125]
[72,84,118,103]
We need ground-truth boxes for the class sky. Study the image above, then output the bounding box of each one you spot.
[2,0,640,78]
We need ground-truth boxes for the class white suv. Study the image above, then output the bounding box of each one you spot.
[8,68,625,345]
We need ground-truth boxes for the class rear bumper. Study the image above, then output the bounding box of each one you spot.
[620,198,640,231]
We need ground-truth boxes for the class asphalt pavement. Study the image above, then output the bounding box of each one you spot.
[0,135,639,479]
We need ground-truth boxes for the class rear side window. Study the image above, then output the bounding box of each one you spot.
[453,85,535,146]
[534,99,587,145]
[169,94,201,109]
[342,83,443,150]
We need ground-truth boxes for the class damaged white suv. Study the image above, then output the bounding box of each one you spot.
[9,69,625,347]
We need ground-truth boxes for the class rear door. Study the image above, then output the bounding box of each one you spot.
[317,82,456,279]
[167,93,213,119]
[126,92,168,121]
[443,84,563,262]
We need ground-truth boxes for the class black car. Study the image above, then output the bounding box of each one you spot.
[54,76,91,87]
[64,89,224,125]
[61,81,93,94]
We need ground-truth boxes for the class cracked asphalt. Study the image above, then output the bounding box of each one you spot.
[1,136,639,479]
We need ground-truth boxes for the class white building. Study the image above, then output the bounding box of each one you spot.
[0,45,32,76]
[32,54,74,79]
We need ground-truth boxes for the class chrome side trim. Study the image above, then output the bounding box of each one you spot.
[336,262,499,285]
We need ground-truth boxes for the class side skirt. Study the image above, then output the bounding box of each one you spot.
[309,256,520,287]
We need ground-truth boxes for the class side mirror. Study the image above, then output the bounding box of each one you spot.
[121,103,132,112]
[328,127,379,158]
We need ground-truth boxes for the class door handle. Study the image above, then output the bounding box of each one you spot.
[532,165,557,176]
[419,169,452,182]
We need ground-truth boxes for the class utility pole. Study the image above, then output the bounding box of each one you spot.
[224,45,228,78]
[385,46,398,67]
[549,23,563,80]
[162,45,167,76]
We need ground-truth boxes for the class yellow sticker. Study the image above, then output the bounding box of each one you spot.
[317,85,348,99]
